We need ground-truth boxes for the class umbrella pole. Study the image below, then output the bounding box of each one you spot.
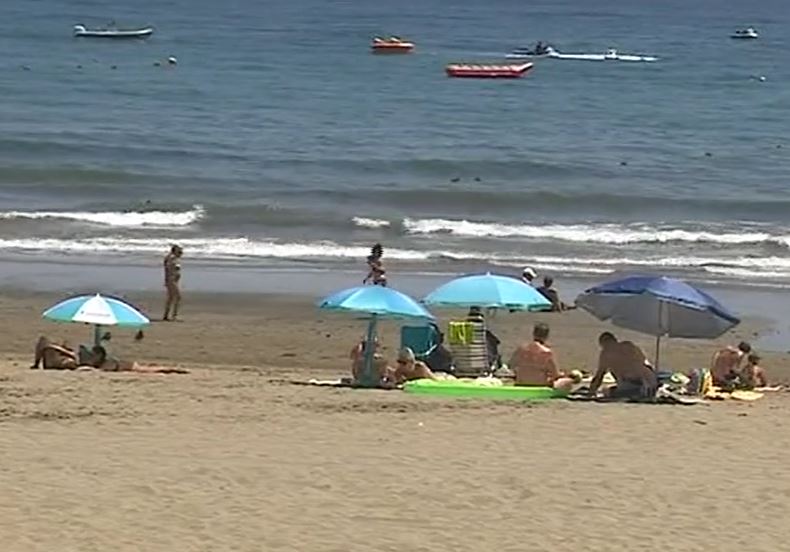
[654,335,661,371]
[361,316,378,388]
[94,324,102,348]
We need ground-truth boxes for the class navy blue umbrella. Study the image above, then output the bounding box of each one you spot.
[576,275,740,367]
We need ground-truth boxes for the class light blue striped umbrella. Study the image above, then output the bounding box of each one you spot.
[43,294,150,346]
[319,285,434,387]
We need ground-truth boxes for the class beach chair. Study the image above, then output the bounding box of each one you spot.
[447,320,489,377]
[400,324,440,362]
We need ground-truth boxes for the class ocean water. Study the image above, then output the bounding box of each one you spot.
[1,0,789,286]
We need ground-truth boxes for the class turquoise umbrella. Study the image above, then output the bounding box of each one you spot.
[423,273,551,311]
[43,293,150,346]
[319,286,434,387]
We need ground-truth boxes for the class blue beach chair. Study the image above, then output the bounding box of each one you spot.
[400,323,440,362]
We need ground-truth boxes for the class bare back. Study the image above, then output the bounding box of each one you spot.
[511,340,559,386]
[599,341,651,384]
[710,347,743,385]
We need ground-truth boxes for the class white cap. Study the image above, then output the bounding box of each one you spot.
[522,267,537,279]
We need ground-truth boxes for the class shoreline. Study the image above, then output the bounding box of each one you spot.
[0,254,788,352]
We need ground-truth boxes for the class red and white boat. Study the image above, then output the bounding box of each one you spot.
[445,61,533,78]
[371,36,415,53]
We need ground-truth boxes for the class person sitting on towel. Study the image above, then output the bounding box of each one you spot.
[86,345,188,374]
[710,341,751,388]
[31,336,78,370]
[350,337,391,384]
[509,323,578,391]
[739,353,767,389]
[392,347,434,384]
[588,332,657,398]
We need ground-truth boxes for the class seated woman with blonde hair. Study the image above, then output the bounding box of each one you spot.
[391,347,435,385]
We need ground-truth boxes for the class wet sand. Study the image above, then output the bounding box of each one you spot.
[1,290,789,551]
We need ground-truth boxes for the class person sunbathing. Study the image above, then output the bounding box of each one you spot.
[86,345,188,374]
[588,332,657,398]
[31,336,78,370]
[739,353,767,389]
[509,323,577,391]
[710,341,751,387]
[391,347,434,384]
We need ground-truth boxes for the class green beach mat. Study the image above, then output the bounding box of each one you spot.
[403,379,567,400]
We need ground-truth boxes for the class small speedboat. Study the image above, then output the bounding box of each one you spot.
[446,61,533,78]
[371,36,415,53]
[505,42,553,59]
[731,27,759,39]
[73,24,154,39]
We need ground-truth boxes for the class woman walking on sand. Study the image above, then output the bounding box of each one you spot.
[363,243,387,286]
[163,244,183,321]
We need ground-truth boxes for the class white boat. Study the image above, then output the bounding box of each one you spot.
[73,24,154,39]
[548,47,657,62]
[731,27,759,39]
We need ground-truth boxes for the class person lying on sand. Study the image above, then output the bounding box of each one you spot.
[390,347,434,384]
[509,323,578,391]
[31,336,78,370]
[588,332,657,399]
[84,345,188,374]
[710,341,751,388]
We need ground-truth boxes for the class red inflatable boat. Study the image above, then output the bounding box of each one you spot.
[445,62,533,78]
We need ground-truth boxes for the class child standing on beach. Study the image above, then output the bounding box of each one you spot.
[363,243,387,286]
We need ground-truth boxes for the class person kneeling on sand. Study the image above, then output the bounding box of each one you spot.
[31,336,78,370]
[588,332,657,399]
[710,341,751,388]
[85,345,188,374]
[390,347,434,385]
[509,323,579,391]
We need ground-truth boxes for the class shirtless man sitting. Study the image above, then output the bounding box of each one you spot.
[710,341,751,388]
[509,323,577,391]
[31,336,78,370]
[740,353,767,389]
[589,332,657,398]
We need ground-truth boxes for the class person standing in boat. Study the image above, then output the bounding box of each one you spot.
[363,243,387,286]
[163,244,183,321]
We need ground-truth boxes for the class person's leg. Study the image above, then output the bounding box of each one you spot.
[31,336,49,369]
[163,285,173,320]
[171,285,182,320]
[552,377,576,392]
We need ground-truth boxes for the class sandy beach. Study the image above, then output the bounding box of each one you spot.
[1,290,789,551]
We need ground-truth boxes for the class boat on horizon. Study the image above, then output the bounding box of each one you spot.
[547,47,657,62]
[445,61,533,79]
[371,36,415,53]
[73,23,154,39]
[731,27,759,39]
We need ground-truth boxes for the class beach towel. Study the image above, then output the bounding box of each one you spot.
[448,322,475,345]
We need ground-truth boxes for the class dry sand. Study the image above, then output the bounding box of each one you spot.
[1,290,789,551]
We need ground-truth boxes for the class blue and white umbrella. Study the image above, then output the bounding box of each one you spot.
[319,285,434,387]
[43,294,150,345]
[576,275,740,367]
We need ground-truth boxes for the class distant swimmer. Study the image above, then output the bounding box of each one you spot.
[450,177,460,183]
[167,56,178,65]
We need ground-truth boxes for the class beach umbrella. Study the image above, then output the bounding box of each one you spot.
[43,293,150,346]
[423,273,551,311]
[575,275,740,368]
[318,285,434,387]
